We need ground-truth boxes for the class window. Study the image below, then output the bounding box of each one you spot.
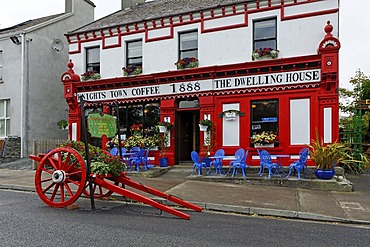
[0,99,10,137]
[251,99,278,138]
[0,50,3,81]
[179,31,198,59]
[253,18,277,50]
[126,40,142,67]
[117,102,160,137]
[86,47,100,73]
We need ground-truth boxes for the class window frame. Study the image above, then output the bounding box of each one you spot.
[250,99,279,144]
[0,50,3,81]
[253,18,277,51]
[0,99,10,138]
[85,46,100,73]
[126,39,143,67]
[178,30,198,60]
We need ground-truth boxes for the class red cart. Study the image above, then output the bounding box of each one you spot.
[30,147,201,220]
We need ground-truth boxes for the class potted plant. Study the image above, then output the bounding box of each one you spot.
[308,134,350,180]
[199,119,213,131]
[57,120,68,130]
[250,131,278,148]
[157,121,173,133]
[158,133,169,167]
[201,124,216,166]
[252,47,279,61]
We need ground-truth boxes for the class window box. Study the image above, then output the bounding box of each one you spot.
[122,65,142,76]
[81,71,101,81]
[175,57,199,70]
[252,48,279,61]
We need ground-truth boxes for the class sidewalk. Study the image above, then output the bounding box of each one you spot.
[1,163,370,224]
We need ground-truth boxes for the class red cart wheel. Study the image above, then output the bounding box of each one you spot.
[34,147,87,208]
[82,180,119,199]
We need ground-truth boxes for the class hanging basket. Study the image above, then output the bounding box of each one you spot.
[158,126,167,133]
[199,124,208,131]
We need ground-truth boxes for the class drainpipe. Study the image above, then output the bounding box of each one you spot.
[20,32,25,158]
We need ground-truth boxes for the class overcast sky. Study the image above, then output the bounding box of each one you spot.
[0,0,368,89]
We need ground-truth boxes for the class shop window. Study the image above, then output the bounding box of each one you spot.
[253,18,277,50]
[117,102,160,137]
[0,99,10,138]
[0,50,3,81]
[179,31,198,59]
[86,47,100,73]
[250,99,278,137]
[126,40,142,67]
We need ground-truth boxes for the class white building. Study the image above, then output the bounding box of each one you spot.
[62,0,340,166]
[0,0,95,159]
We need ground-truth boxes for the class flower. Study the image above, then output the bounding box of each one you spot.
[122,64,142,76]
[130,124,143,132]
[250,131,278,144]
[59,140,125,176]
[122,134,159,149]
[81,70,101,81]
[175,57,199,69]
[158,121,173,130]
[199,119,213,127]
[252,48,279,61]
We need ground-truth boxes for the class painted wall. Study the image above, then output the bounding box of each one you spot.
[0,0,95,156]
[68,0,339,77]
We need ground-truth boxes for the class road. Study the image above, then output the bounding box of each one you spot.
[0,189,369,247]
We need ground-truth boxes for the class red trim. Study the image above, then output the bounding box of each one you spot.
[281,8,339,21]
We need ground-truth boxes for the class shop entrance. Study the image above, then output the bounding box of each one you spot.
[175,110,200,164]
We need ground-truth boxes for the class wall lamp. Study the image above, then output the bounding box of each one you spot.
[10,36,21,45]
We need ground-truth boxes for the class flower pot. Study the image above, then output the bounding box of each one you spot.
[315,169,335,180]
[199,124,208,131]
[159,157,168,167]
[254,143,274,148]
[158,126,167,133]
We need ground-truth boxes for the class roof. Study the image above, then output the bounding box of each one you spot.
[69,0,249,34]
[0,13,64,35]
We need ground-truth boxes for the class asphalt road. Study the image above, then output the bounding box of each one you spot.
[0,189,370,247]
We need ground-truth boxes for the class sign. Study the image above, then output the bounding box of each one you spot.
[77,69,321,102]
[87,113,116,138]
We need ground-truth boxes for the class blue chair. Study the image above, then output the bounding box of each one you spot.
[141,147,151,170]
[210,149,225,175]
[230,150,250,177]
[129,148,145,172]
[286,148,309,180]
[228,148,244,175]
[190,151,208,176]
[259,150,279,179]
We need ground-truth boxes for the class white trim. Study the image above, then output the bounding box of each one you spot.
[324,107,332,143]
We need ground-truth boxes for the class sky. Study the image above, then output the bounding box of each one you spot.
[0,0,368,89]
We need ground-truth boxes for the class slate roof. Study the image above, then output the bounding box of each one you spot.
[0,13,64,35]
[68,0,249,34]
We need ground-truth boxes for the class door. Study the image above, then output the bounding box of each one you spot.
[175,110,200,163]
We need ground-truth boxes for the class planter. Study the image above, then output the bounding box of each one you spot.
[159,157,168,167]
[315,169,335,180]
[254,143,274,148]
[158,126,167,133]
[199,124,208,131]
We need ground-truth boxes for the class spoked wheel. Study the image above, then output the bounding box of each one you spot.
[34,147,87,208]
[82,180,119,199]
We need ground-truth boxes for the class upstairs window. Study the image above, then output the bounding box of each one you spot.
[0,51,3,81]
[126,40,142,67]
[86,47,100,73]
[179,31,198,59]
[253,18,277,50]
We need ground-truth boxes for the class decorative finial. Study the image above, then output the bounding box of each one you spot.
[324,20,333,38]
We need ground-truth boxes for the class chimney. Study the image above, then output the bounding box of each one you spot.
[65,0,72,13]
[121,0,146,10]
